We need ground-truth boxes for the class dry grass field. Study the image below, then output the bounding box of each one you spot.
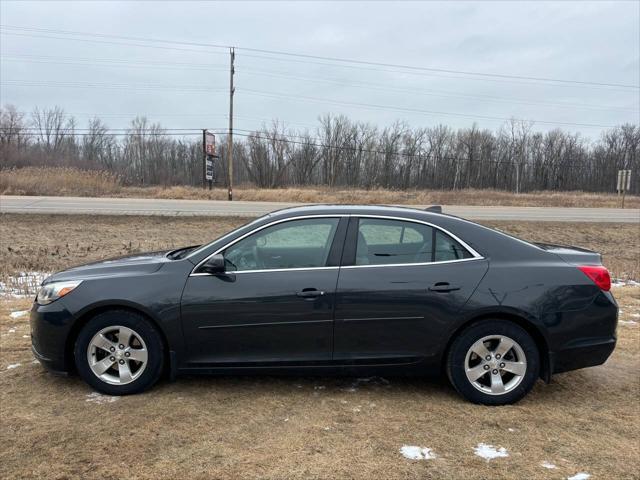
[2,167,638,208]
[1,214,639,479]
[1,291,638,480]
[1,214,638,284]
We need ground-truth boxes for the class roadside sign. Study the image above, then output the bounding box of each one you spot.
[204,131,216,156]
[617,169,632,193]
[205,157,214,181]
[617,169,632,208]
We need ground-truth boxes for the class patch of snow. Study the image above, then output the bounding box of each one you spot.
[8,328,15,333]
[400,446,437,460]
[85,392,118,404]
[611,279,640,288]
[0,271,50,297]
[541,461,557,469]
[10,310,29,319]
[619,320,637,325]
[7,363,21,370]
[508,428,515,432]
[474,443,509,461]
[22,335,29,338]
[631,313,640,318]
[567,473,590,480]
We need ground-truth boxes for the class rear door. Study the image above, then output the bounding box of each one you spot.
[181,216,347,366]
[333,216,488,364]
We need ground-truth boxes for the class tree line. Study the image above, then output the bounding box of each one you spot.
[1,105,638,193]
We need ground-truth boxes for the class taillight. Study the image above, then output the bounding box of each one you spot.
[578,265,611,291]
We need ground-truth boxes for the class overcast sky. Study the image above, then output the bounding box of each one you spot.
[1,0,638,139]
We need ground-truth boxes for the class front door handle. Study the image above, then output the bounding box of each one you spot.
[429,282,461,293]
[296,288,325,298]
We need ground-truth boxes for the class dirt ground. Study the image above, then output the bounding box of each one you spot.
[1,214,639,479]
[0,289,638,480]
[2,167,638,208]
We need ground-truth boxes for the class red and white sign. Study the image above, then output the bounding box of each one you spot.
[204,131,216,156]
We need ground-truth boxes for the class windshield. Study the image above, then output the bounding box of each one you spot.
[185,216,268,260]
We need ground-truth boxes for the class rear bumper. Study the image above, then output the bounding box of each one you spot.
[551,337,616,374]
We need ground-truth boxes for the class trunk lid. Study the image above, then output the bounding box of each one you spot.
[534,242,603,266]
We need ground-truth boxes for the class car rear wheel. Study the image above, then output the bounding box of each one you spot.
[446,320,539,405]
[74,310,164,395]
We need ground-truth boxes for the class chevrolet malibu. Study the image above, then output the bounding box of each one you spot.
[30,205,617,405]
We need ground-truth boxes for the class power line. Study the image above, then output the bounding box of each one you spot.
[237,52,639,93]
[1,54,228,72]
[231,131,596,169]
[0,125,620,169]
[5,54,634,113]
[236,66,639,113]
[2,24,637,89]
[240,88,618,129]
[2,79,625,128]
[1,79,225,93]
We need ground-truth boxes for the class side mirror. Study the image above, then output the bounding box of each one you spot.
[200,254,225,274]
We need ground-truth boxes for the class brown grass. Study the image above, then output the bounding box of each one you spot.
[1,289,638,479]
[1,214,638,282]
[2,167,638,208]
[1,214,638,478]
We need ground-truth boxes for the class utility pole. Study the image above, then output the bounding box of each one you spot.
[227,47,235,201]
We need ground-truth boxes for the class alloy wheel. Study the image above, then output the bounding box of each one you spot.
[86,325,148,385]
[464,334,527,395]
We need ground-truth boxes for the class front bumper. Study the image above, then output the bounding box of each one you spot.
[29,300,75,373]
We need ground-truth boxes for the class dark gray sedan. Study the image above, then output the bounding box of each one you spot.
[30,205,617,404]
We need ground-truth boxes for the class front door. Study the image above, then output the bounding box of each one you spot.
[333,217,488,364]
[181,217,346,366]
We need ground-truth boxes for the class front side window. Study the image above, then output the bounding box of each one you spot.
[355,218,473,266]
[224,218,340,271]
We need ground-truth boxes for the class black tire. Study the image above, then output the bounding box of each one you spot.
[74,310,164,395]
[446,320,539,405]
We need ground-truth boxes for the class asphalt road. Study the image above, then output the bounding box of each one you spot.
[1,195,639,222]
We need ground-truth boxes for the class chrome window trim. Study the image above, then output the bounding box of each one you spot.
[354,214,483,259]
[341,256,483,270]
[190,215,343,276]
[189,213,484,276]
[191,266,340,276]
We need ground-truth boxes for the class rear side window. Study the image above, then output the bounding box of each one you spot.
[434,230,473,261]
[355,218,472,266]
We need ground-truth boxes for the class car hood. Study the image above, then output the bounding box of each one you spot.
[44,250,172,283]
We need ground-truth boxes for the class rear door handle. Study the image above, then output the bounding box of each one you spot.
[296,288,325,298]
[428,282,461,293]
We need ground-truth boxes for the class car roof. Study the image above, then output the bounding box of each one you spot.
[267,203,445,220]
[263,203,547,262]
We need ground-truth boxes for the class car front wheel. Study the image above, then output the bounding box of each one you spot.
[446,320,539,405]
[74,310,164,395]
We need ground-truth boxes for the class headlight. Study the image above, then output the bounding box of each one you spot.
[36,280,83,305]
